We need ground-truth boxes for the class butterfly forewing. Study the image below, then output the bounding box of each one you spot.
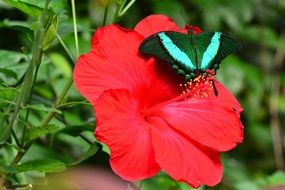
[139,34,175,65]
[139,31,197,75]
[158,32,197,72]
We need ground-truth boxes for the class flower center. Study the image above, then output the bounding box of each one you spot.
[141,74,215,117]
[180,74,214,99]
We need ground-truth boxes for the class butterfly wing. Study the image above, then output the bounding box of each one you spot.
[139,31,197,79]
[211,33,241,69]
[139,32,175,65]
[194,32,221,71]
[195,31,241,72]
[140,30,241,79]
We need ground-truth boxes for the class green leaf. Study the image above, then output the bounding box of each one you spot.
[2,0,43,18]
[153,0,186,27]
[57,19,93,36]
[0,19,32,33]
[216,56,246,95]
[237,25,280,50]
[0,165,16,175]
[43,15,58,51]
[69,142,99,166]
[48,52,72,78]
[53,125,94,137]
[50,125,94,146]
[279,95,285,113]
[191,0,253,30]
[248,124,272,149]
[0,50,29,84]
[0,68,18,79]
[267,171,285,185]
[24,124,59,144]
[14,159,66,173]
[100,0,112,6]
[20,0,68,14]
[0,85,17,110]
[115,0,125,4]
[23,104,61,114]
[235,181,259,190]
[0,50,27,67]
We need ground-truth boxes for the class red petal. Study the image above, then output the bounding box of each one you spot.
[134,14,187,37]
[73,25,153,104]
[150,81,243,152]
[94,89,160,181]
[91,24,133,48]
[210,80,243,113]
[148,116,222,188]
[73,24,180,105]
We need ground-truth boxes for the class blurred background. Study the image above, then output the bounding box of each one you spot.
[0,0,285,189]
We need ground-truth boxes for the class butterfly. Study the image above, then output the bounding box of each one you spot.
[139,29,241,81]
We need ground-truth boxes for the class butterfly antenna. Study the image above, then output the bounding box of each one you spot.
[211,80,218,96]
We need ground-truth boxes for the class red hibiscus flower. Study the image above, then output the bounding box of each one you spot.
[73,15,244,188]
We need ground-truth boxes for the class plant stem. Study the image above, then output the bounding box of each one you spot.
[118,0,127,14]
[269,31,285,170]
[80,133,93,144]
[102,4,109,26]
[71,0,79,57]
[119,0,136,17]
[24,64,41,123]
[0,175,5,188]
[10,148,26,166]
[112,2,121,23]
[21,64,41,146]
[39,78,73,126]
[11,128,21,147]
[0,0,51,144]
[39,0,80,123]
[9,0,80,165]
[9,77,73,167]
[6,184,32,189]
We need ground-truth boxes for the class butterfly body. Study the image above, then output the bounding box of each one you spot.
[139,29,241,81]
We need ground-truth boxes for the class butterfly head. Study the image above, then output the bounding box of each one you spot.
[184,25,202,35]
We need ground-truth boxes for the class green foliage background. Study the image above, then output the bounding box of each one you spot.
[0,0,285,189]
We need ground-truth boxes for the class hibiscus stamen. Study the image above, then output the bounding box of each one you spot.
[179,74,214,99]
[144,74,215,116]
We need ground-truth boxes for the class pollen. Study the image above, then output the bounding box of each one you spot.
[180,74,214,99]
